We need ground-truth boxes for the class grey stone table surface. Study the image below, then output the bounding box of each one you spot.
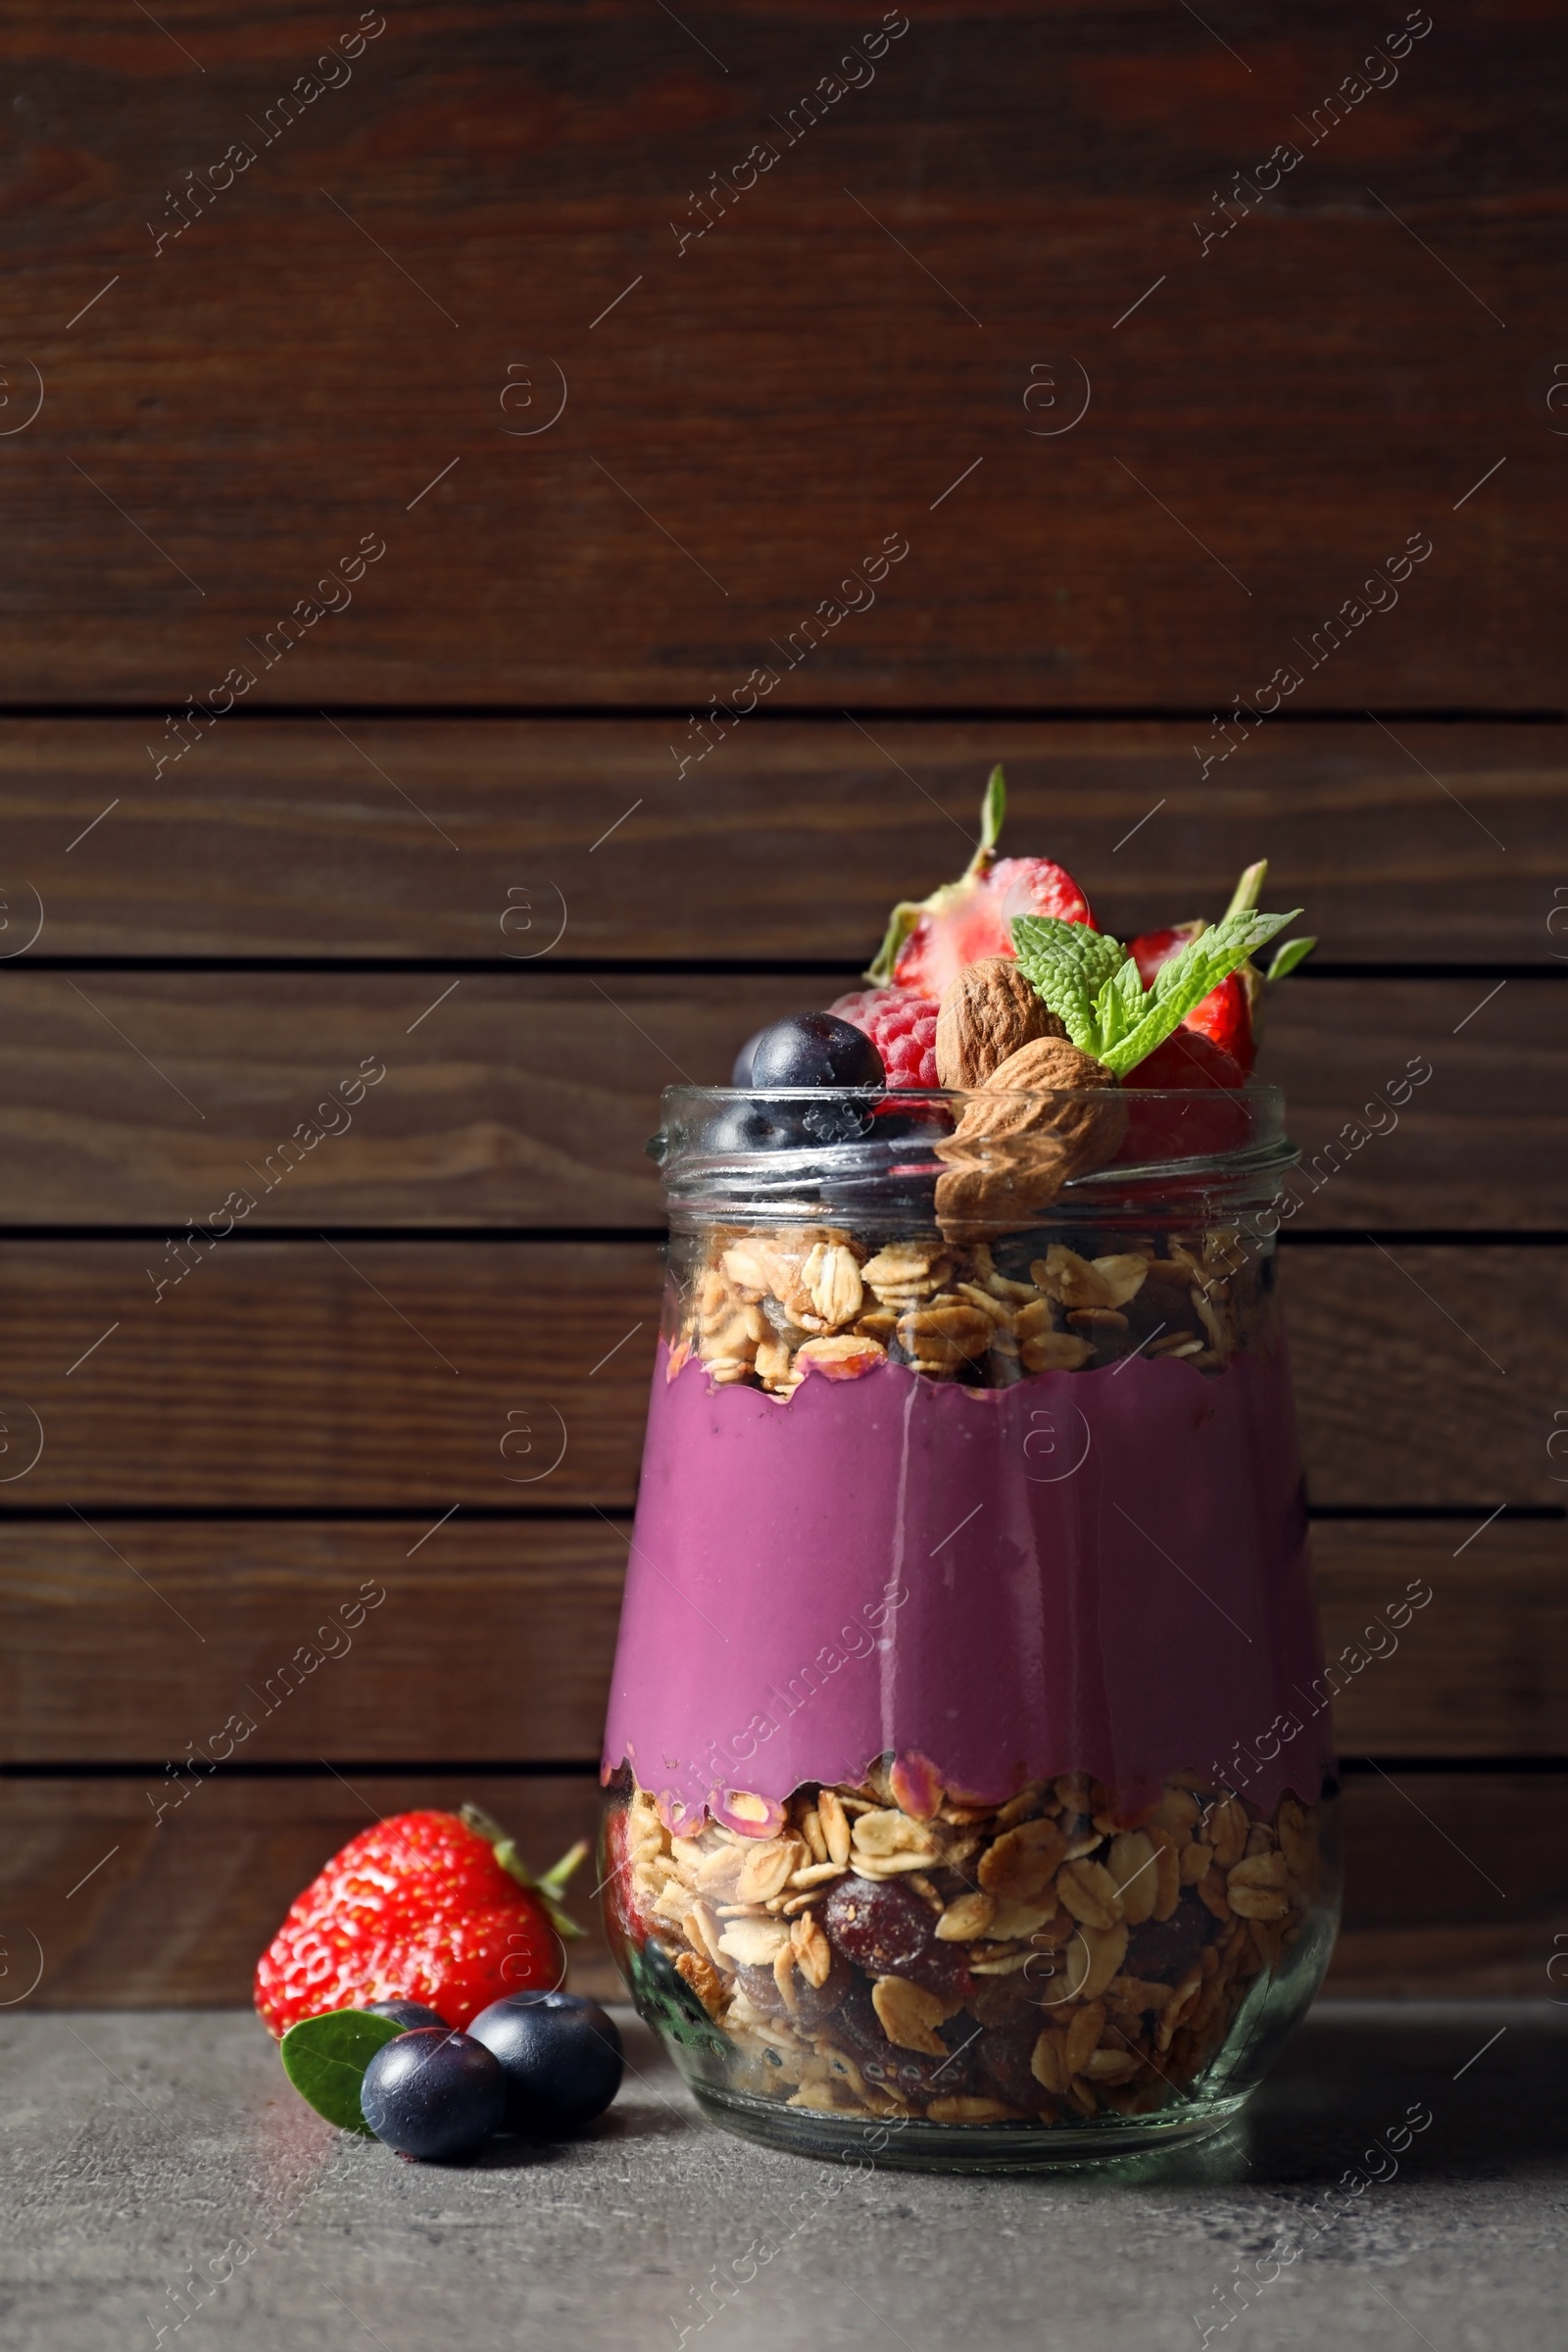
[3,2001,1564,2352]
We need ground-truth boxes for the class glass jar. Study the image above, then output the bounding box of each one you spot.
[601,1082,1340,2170]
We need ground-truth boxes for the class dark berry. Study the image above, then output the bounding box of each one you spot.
[796,1095,876,1146]
[360,2027,507,2161]
[731,1028,769,1086]
[466,1992,624,2135]
[368,1999,449,2032]
[826,1979,977,2101]
[1124,1893,1216,1984]
[748,1012,884,1091]
[821,1875,971,1997]
[974,2013,1048,2111]
[734,1949,852,2029]
[703,1102,803,1154]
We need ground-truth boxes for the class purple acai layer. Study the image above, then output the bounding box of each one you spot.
[603,1344,1333,1826]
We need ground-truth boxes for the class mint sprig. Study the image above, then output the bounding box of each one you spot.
[1012,905,1302,1078]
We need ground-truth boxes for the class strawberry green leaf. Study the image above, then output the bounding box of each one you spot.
[1101,906,1301,1076]
[975,762,1006,865]
[461,1803,587,1939]
[1010,916,1127,1055]
[1266,934,1317,983]
[1220,858,1268,924]
[279,2008,405,2135]
[865,766,1008,984]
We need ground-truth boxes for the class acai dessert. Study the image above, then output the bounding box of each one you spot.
[601,769,1338,2167]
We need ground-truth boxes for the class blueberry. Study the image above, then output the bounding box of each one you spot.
[704,1101,803,1154]
[796,1095,875,1145]
[747,1012,884,1091]
[466,1992,624,2136]
[368,1999,449,2033]
[360,2026,506,2161]
[731,1027,769,1086]
[868,1103,948,1145]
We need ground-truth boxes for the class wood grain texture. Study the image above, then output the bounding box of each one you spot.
[0,971,1558,1228]
[3,1242,1563,1506]
[0,1774,619,2006]
[3,1771,1557,2006]
[1,720,1561,960]
[0,1521,624,1766]
[3,1517,1562,1765]
[1311,1521,1568,1758]
[1329,1770,1566,1997]
[3,7,1562,703]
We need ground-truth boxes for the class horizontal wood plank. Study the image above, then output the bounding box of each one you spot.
[2,1519,1561,1765]
[1329,1771,1565,1997]
[4,8,1562,703]
[0,721,1560,961]
[2,1771,1555,2006]
[1311,1521,1568,1759]
[2,1243,1562,1506]
[0,1774,618,2005]
[0,972,1557,1228]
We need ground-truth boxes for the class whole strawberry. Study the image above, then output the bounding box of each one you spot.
[254,1806,585,2037]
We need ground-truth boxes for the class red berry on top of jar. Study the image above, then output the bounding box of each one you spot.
[1127,860,1317,1072]
[828,986,942,1089]
[866,764,1093,1001]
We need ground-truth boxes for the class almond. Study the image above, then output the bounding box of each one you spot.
[933,1038,1128,1240]
[936,956,1064,1089]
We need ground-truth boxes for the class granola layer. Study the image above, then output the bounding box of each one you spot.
[607,1762,1334,2129]
[674,1220,1272,1394]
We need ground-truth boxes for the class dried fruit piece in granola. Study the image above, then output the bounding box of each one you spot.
[821,1873,971,1995]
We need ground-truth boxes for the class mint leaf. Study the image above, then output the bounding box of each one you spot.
[1266,934,1316,983]
[1089,954,1149,1059]
[279,2008,406,2135]
[1011,917,1127,1054]
[1012,905,1303,1076]
[1102,906,1301,1076]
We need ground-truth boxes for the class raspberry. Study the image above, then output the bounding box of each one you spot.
[829,987,941,1088]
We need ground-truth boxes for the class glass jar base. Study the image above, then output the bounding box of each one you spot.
[689,2080,1250,2173]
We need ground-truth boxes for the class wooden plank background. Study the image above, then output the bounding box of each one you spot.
[0,2,1562,2007]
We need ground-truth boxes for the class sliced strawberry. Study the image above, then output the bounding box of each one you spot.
[1128,922,1201,989]
[1181,971,1253,1063]
[829,987,941,1088]
[868,765,1092,1000]
[1128,919,1255,1070]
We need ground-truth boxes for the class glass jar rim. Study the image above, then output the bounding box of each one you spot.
[652,1082,1298,1227]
